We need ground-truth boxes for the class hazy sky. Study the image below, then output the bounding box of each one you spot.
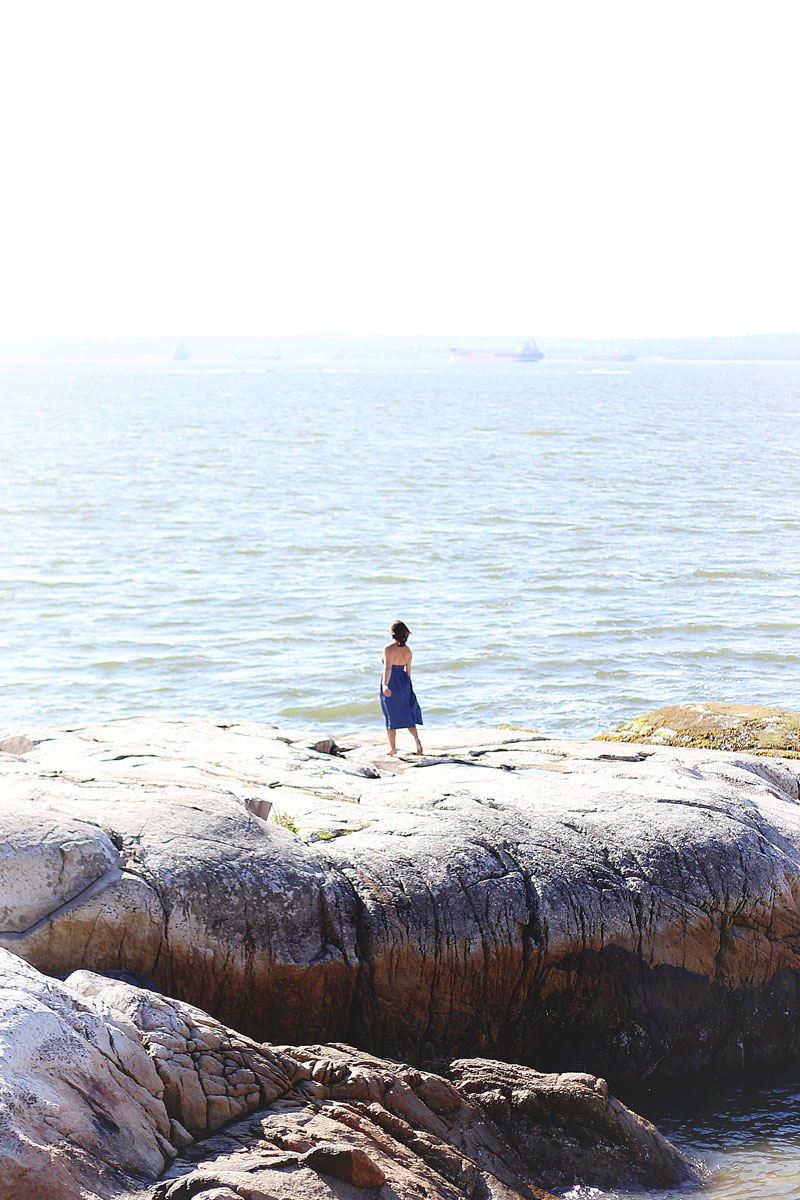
[1,1,797,339]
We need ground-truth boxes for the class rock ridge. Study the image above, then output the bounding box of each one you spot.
[0,949,697,1199]
[4,717,800,1087]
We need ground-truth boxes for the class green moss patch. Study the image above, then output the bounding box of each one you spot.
[597,703,800,757]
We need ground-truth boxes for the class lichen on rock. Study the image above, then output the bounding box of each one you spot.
[598,701,800,755]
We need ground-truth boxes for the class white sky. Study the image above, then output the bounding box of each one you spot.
[0,1,797,339]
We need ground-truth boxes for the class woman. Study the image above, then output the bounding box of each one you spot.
[380,620,423,755]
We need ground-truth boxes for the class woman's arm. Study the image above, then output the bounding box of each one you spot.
[405,648,413,676]
[382,647,392,695]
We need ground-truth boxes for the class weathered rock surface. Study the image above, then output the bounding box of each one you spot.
[4,717,800,1087]
[0,951,173,1199]
[0,951,696,1199]
[449,1058,693,1192]
[600,701,800,755]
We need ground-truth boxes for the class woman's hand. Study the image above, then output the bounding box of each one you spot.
[383,686,392,697]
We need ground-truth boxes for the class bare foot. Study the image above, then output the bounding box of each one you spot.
[388,749,397,756]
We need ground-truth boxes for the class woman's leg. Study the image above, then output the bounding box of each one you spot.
[387,728,397,755]
[408,726,423,754]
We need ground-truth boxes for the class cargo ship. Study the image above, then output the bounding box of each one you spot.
[450,338,543,363]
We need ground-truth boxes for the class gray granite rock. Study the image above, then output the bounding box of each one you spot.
[450,1057,694,1191]
[0,950,173,1199]
[3,717,800,1086]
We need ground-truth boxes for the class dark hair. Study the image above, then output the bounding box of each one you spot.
[390,620,411,646]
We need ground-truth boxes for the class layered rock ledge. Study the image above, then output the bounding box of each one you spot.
[3,717,800,1090]
[0,949,696,1200]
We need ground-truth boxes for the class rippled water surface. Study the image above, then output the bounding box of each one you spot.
[1,356,800,732]
[569,1084,800,1200]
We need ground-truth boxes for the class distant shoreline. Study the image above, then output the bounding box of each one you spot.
[1,331,800,364]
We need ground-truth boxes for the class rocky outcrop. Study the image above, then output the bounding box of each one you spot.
[449,1058,693,1192]
[0,951,172,1199]
[599,701,800,754]
[0,951,696,1200]
[4,717,800,1088]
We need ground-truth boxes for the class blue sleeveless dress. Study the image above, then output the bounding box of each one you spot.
[380,664,423,730]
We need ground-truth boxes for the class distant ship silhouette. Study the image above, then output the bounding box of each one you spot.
[450,338,543,363]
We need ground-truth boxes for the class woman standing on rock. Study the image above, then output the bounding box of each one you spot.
[381,620,423,755]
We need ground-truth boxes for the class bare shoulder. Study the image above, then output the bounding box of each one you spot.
[383,642,396,656]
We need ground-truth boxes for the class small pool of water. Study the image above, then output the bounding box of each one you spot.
[564,1084,800,1200]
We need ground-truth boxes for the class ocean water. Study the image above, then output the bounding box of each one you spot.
[569,1083,800,1200]
[2,353,800,1194]
[1,355,799,735]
